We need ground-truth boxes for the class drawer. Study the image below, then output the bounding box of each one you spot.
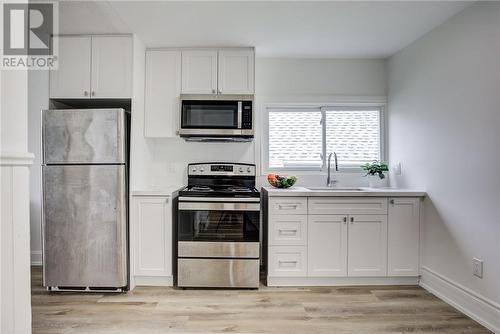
[308,197,388,215]
[178,258,259,288]
[268,246,307,277]
[269,197,307,215]
[269,215,307,246]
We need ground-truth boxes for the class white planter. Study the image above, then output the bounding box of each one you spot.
[367,175,388,188]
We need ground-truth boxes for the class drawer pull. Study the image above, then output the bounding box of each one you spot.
[278,204,298,209]
[278,260,298,267]
[278,229,298,235]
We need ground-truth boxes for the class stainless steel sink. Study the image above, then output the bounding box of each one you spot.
[306,187,365,191]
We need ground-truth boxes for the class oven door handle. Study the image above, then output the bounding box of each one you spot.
[179,202,260,211]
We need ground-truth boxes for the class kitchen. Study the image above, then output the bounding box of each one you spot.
[1,1,499,333]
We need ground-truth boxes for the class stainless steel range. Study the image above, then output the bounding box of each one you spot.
[177,162,260,288]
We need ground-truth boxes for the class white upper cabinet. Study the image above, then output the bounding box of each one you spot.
[49,36,92,98]
[181,48,255,95]
[49,35,132,99]
[181,50,218,94]
[218,49,254,94]
[307,215,348,277]
[144,50,181,138]
[91,36,132,98]
[388,198,420,276]
[348,214,388,277]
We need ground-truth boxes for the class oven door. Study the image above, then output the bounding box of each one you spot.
[178,201,260,243]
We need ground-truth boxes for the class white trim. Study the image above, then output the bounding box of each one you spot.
[30,250,42,266]
[0,152,34,166]
[267,276,418,287]
[420,266,500,333]
[134,275,173,287]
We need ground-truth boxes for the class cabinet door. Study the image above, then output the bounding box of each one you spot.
[348,215,387,277]
[269,197,308,215]
[144,50,181,137]
[308,215,348,277]
[217,49,254,94]
[181,50,218,94]
[268,246,307,277]
[134,197,171,277]
[388,198,420,276]
[269,215,307,246]
[309,197,388,215]
[49,36,91,98]
[90,36,132,98]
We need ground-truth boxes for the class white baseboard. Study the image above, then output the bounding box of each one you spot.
[134,275,173,287]
[31,250,42,265]
[420,267,500,333]
[267,276,419,287]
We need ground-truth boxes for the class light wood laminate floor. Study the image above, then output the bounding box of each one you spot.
[31,267,490,334]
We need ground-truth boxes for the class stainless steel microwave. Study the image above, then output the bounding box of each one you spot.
[179,94,253,140]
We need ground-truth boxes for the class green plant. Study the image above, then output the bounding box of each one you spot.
[361,161,389,179]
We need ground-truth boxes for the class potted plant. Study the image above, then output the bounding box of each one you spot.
[361,161,389,188]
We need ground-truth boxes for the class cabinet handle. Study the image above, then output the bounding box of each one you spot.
[278,260,298,267]
[350,216,354,223]
[83,91,88,96]
[278,229,297,235]
[212,89,216,94]
[218,89,222,94]
[390,199,395,205]
[91,91,95,97]
[343,217,347,223]
[278,204,298,210]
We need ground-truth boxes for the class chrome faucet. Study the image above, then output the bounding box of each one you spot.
[327,152,338,187]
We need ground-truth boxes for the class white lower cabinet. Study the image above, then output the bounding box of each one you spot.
[267,195,421,285]
[307,215,348,277]
[132,195,172,286]
[388,197,420,276]
[268,246,307,277]
[347,215,388,277]
[269,215,307,246]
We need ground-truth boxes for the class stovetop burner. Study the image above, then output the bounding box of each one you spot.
[179,163,260,198]
[180,185,259,198]
[227,187,253,192]
[190,186,214,192]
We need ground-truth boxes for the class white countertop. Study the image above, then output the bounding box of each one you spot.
[131,185,184,197]
[262,186,426,197]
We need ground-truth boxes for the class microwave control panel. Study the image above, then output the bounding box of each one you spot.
[242,101,252,129]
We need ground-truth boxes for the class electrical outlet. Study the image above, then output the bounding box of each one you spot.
[393,162,402,176]
[472,258,483,278]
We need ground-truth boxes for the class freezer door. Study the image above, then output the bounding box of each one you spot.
[43,109,126,164]
[42,165,127,288]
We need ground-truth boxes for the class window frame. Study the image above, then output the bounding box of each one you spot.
[262,102,386,174]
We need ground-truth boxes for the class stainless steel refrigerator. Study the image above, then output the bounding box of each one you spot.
[42,108,129,291]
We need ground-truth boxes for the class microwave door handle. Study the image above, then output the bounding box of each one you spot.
[237,102,242,129]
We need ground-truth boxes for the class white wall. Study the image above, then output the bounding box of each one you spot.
[255,58,387,188]
[27,71,49,265]
[387,2,500,331]
[1,69,33,333]
[256,58,386,97]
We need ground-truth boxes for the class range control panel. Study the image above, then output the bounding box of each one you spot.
[188,163,256,176]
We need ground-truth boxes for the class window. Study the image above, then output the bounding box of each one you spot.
[267,105,384,171]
